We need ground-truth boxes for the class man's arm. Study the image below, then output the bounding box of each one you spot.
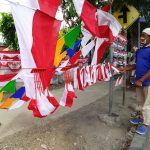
[119,64,136,72]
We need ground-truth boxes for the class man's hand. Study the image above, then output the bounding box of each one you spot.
[135,80,143,87]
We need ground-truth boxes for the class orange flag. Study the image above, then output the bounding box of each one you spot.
[0,98,14,109]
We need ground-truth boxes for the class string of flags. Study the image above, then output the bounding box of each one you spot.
[0,0,124,118]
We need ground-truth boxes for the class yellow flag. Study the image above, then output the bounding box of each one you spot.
[0,92,3,102]
[0,98,14,109]
[54,37,67,67]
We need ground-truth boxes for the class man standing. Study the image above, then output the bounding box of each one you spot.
[122,28,150,135]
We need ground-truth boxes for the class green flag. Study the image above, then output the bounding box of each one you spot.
[64,25,81,49]
[0,80,16,93]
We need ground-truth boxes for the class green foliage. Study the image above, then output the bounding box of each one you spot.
[0,13,19,51]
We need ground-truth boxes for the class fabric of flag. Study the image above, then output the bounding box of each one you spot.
[10,87,25,99]
[0,80,16,93]
[0,74,17,82]
[64,25,81,49]
[47,91,59,113]
[28,99,43,118]
[67,40,81,58]
[54,37,67,67]
[0,98,14,109]
[72,0,121,41]
[22,0,61,19]
[81,40,95,58]
[9,100,25,110]
[59,83,76,107]
[69,50,81,65]
[0,92,3,102]
[10,2,61,97]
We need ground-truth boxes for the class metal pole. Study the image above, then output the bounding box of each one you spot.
[122,31,127,105]
[138,18,141,49]
[122,73,126,105]
[108,0,114,115]
[109,44,114,115]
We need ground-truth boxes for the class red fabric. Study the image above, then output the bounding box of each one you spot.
[81,0,98,37]
[31,10,61,90]
[38,0,60,17]
[77,68,84,91]
[96,65,103,81]
[97,41,110,63]
[21,95,30,102]
[101,5,111,12]
[3,55,20,61]
[69,50,81,65]
[66,91,75,107]
[28,99,44,118]
[47,96,59,113]
[97,26,115,42]
[0,74,17,82]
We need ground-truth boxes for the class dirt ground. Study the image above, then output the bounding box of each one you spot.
[0,83,136,150]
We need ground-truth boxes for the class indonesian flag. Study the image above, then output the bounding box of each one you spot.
[18,0,61,19]
[28,90,59,118]
[72,0,121,41]
[10,2,61,98]
[60,83,76,107]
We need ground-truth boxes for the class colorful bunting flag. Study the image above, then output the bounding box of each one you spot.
[0,92,3,102]
[64,25,81,49]
[0,98,14,109]
[67,40,81,58]
[10,87,25,99]
[0,80,16,93]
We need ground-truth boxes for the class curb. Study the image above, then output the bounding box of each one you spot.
[129,127,150,150]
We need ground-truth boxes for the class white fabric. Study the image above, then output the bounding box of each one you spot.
[10,3,36,98]
[10,3,36,68]
[56,59,69,73]
[91,38,105,65]
[9,100,25,110]
[72,0,85,16]
[23,70,35,98]
[82,40,95,58]
[85,66,92,86]
[97,9,121,37]
[81,26,93,47]
[37,91,55,116]
[73,67,79,89]
[59,85,67,106]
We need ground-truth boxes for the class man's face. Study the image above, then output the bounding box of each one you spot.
[140,32,150,46]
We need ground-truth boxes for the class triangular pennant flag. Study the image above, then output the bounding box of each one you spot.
[0,92,3,102]
[60,83,76,107]
[54,37,67,67]
[0,98,14,109]
[67,40,81,58]
[64,25,81,49]
[10,87,25,99]
[0,80,16,93]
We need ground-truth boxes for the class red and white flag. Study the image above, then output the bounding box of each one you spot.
[10,2,61,98]
[17,0,62,19]
[60,83,76,107]
[72,0,121,41]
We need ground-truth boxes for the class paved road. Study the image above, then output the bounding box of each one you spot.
[0,81,114,139]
